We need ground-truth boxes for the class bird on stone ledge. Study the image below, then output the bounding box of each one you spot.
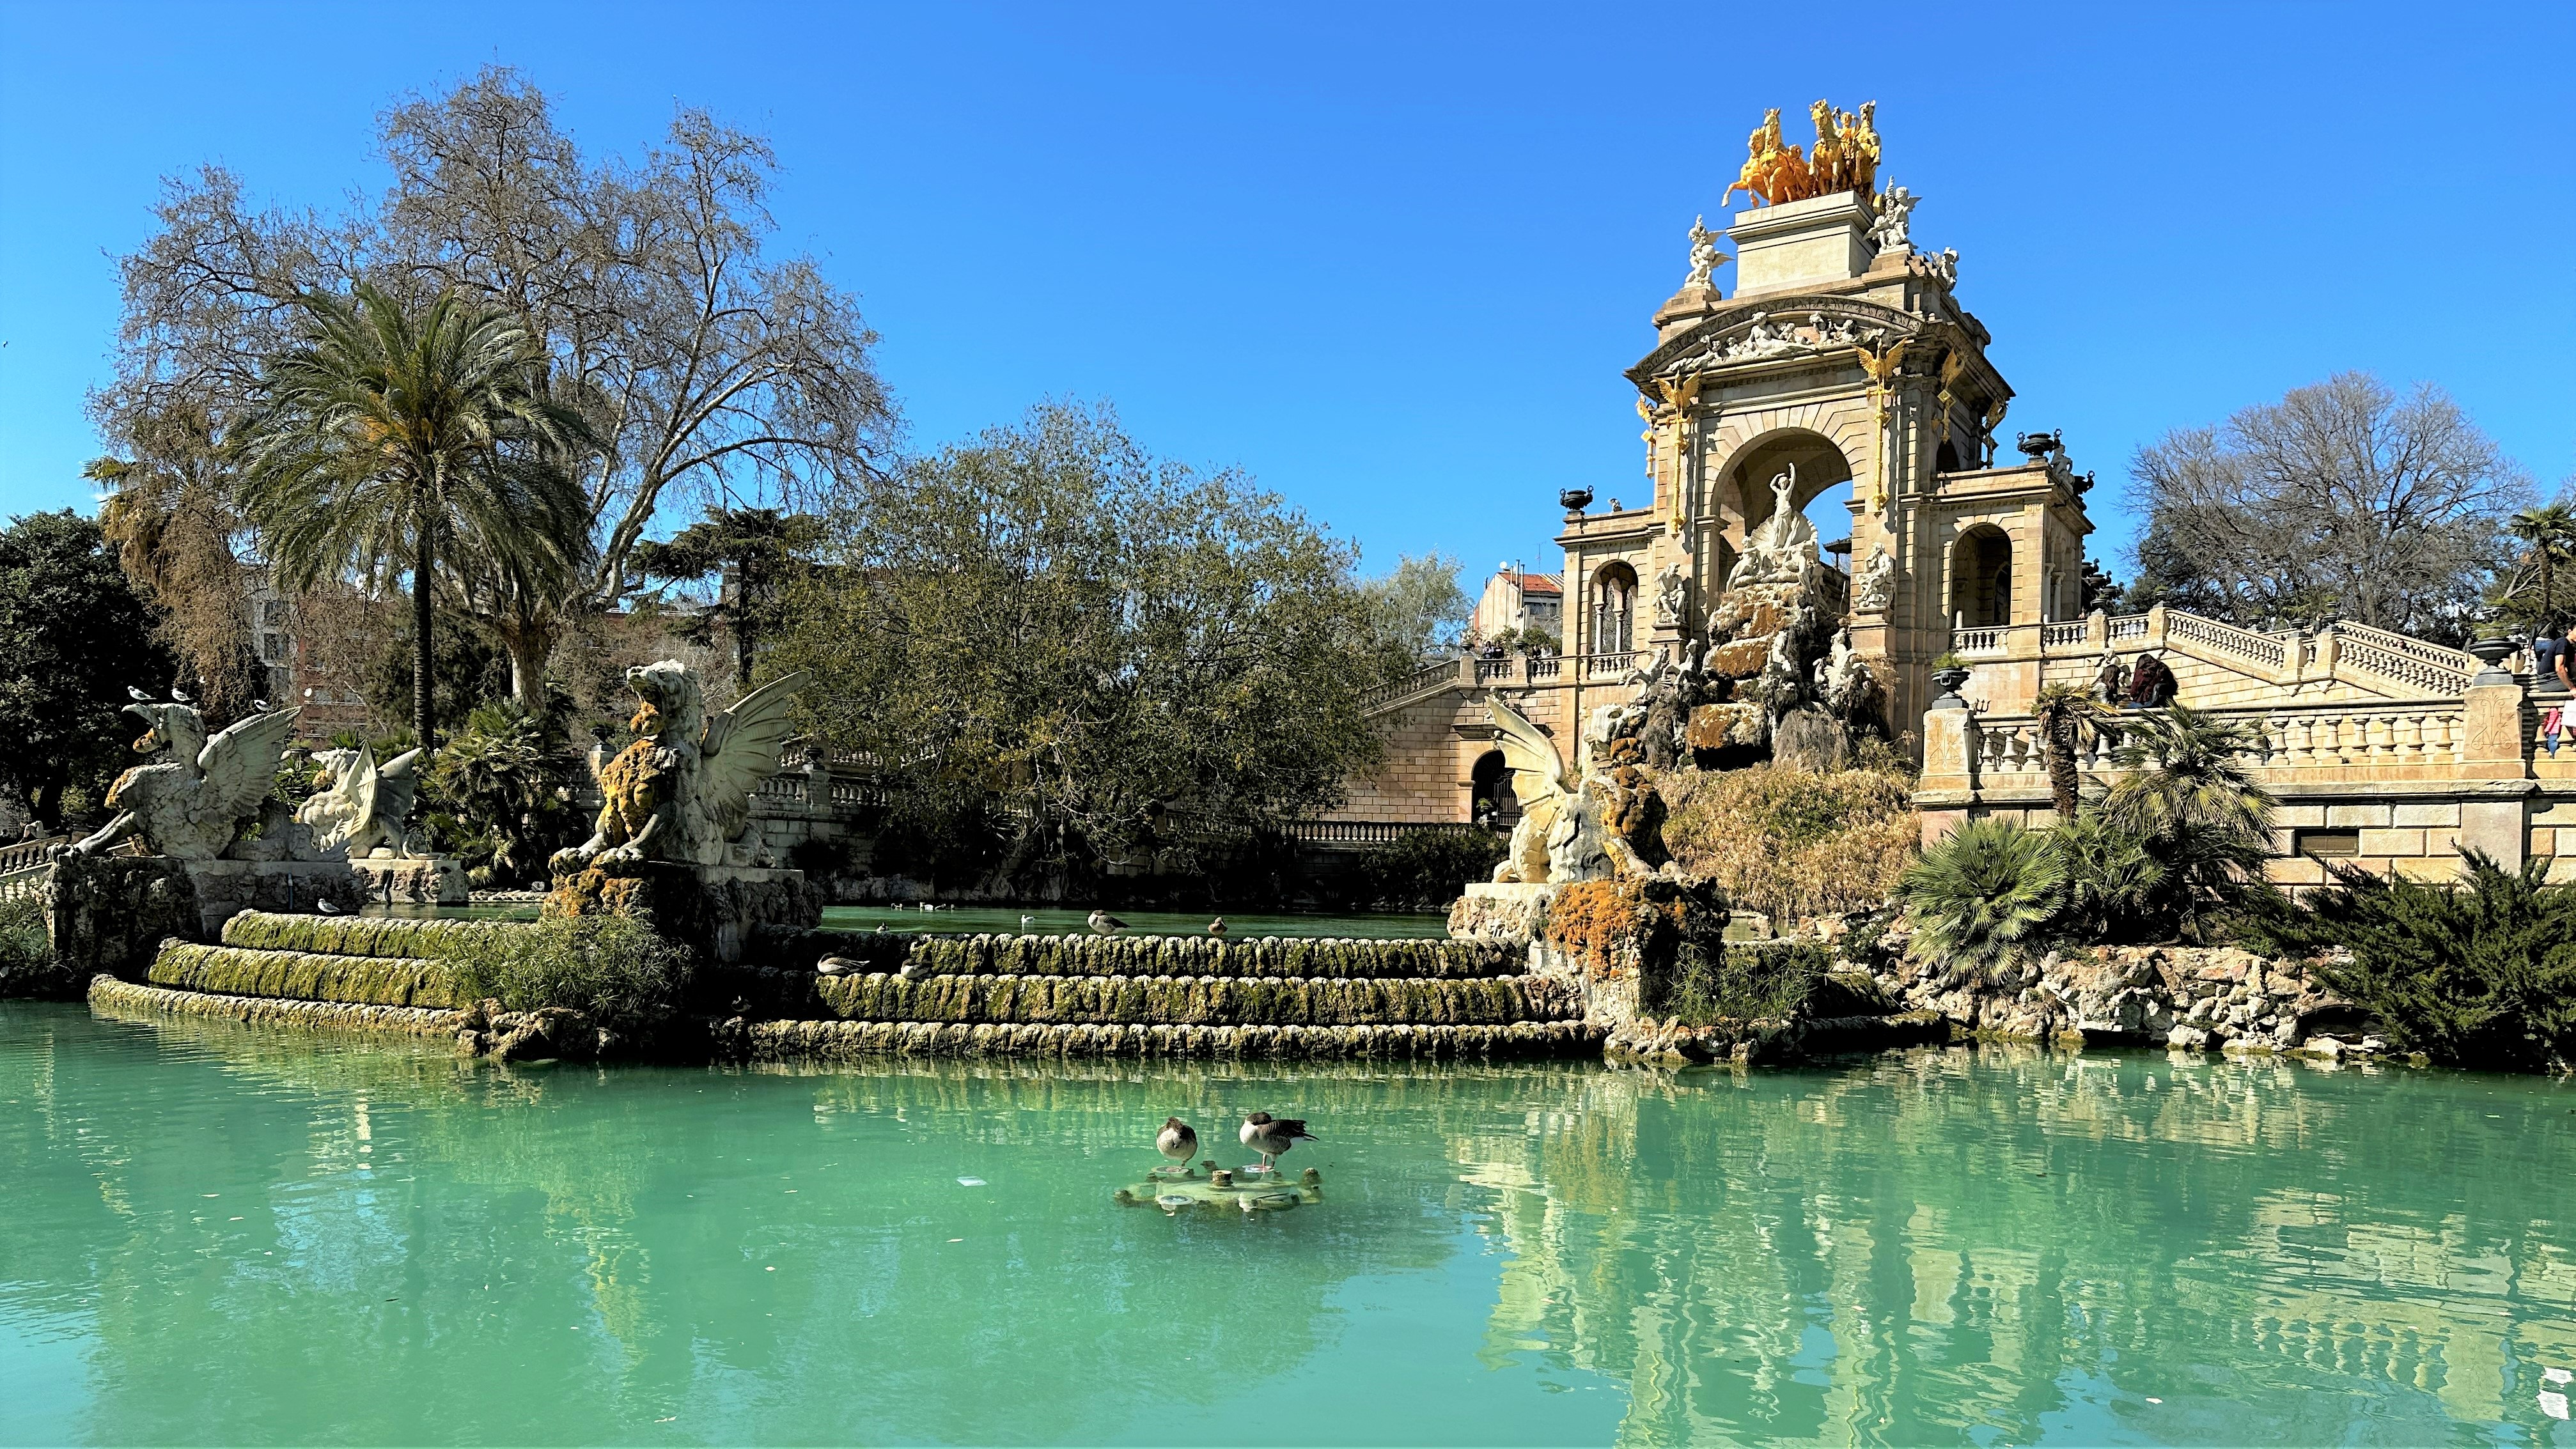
[1208,917,1228,937]
[1240,1111,1315,1174]
[1155,1117,1198,1177]
[1088,909,1127,936]
[315,899,343,915]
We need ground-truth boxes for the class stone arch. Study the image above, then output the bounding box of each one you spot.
[1712,427,1859,545]
[1587,561,1638,656]
[1949,523,2013,628]
[1699,403,1875,528]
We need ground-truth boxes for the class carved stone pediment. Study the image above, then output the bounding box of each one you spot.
[1630,297,1921,385]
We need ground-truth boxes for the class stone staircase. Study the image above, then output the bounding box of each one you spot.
[89,913,1603,1062]
[717,931,1599,1060]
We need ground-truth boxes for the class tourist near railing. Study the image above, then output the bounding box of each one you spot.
[1963,699,2472,790]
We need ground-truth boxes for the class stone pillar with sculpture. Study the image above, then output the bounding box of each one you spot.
[546,660,824,963]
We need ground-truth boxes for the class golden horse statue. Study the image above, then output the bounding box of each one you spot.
[1723,100,1879,208]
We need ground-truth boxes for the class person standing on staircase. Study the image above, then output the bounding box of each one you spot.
[2126,651,2176,708]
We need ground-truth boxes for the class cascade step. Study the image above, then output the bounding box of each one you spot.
[150,941,462,1009]
[795,932,1526,981]
[745,1018,1605,1061]
[808,972,1579,1027]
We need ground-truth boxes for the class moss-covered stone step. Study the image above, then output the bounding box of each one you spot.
[809,972,1577,1027]
[800,933,1525,980]
[220,910,518,961]
[745,1017,1604,1061]
[149,941,464,1009]
[90,973,468,1040]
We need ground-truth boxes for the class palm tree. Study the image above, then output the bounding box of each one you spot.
[2101,704,2279,940]
[1895,817,2067,982]
[2100,704,2275,846]
[236,282,594,748]
[2029,683,2122,819]
[2510,502,2576,628]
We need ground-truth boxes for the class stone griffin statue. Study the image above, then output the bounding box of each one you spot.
[551,662,809,872]
[61,702,303,860]
[295,744,424,859]
[1484,696,1663,886]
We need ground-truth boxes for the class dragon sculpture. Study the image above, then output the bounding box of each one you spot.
[62,702,304,860]
[551,661,810,872]
[295,743,425,859]
[1485,695,1662,885]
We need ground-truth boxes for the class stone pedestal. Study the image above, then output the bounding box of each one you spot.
[1728,192,1875,296]
[547,862,822,963]
[41,855,366,985]
[1447,882,1559,944]
[351,855,469,905]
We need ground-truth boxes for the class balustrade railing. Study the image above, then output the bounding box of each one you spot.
[1361,657,1465,711]
[0,836,63,875]
[2166,612,2288,670]
[1969,701,2469,787]
[2106,614,2151,642]
[1952,628,2005,655]
[2040,621,2087,648]
[2330,628,2472,695]
[1579,651,1639,680]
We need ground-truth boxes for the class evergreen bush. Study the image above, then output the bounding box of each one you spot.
[1650,938,1829,1026]
[435,913,692,1037]
[1895,817,2066,979]
[0,895,54,993]
[1350,828,1507,910]
[2237,850,2576,1071]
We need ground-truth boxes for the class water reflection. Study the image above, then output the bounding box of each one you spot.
[8,1007,2576,1445]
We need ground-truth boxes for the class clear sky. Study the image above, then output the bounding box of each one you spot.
[3,3,2571,587]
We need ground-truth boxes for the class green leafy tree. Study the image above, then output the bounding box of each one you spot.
[2494,498,2576,635]
[236,282,594,748]
[772,402,1385,891]
[420,702,582,886]
[0,511,176,828]
[634,505,825,684]
[1359,553,1470,678]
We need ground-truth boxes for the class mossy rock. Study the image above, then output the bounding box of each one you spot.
[220,910,520,961]
[809,971,1575,1027]
[150,941,462,1009]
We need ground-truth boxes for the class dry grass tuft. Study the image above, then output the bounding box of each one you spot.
[1657,763,1919,926]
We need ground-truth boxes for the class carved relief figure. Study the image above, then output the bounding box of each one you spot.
[1653,562,1689,628]
[552,660,811,872]
[1854,544,1896,613]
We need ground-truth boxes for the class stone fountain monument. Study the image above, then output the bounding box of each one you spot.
[545,660,821,962]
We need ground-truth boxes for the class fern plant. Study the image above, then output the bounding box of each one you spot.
[1896,817,2067,980]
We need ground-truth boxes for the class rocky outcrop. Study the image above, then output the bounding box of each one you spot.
[40,855,203,986]
[1877,941,2401,1060]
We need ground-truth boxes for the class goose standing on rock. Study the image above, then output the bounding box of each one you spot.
[1155,1117,1198,1177]
[1240,1112,1315,1174]
[1088,909,1127,936]
[1208,917,1227,937]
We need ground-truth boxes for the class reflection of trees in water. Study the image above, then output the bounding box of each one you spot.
[1464,1044,2576,1444]
[21,1007,2576,1443]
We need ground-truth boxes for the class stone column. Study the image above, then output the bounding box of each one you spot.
[1915,692,1979,851]
[2458,656,2532,872]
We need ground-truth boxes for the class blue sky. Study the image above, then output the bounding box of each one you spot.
[3,3,2571,587]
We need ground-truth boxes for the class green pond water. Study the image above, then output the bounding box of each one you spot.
[8,1003,2576,1447]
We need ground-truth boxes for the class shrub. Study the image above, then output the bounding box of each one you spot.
[1659,763,1917,926]
[1650,939,1828,1026]
[421,703,584,887]
[1895,817,2066,979]
[1352,828,1506,909]
[0,895,54,994]
[2237,850,2576,1071]
[435,914,692,1038]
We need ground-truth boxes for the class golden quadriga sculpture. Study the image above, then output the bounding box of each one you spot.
[1724,99,1880,208]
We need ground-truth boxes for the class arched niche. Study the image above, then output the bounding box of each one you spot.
[1469,748,1518,826]
[1949,523,2013,628]
[1587,560,1639,656]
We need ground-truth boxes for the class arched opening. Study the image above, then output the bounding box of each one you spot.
[1949,525,2013,628]
[1725,430,1855,552]
[1804,479,1856,578]
[1469,749,1517,827]
[1588,561,1637,656]
[1935,440,1962,474]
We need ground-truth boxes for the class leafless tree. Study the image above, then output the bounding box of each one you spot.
[2128,372,2530,642]
[91,66,898,700]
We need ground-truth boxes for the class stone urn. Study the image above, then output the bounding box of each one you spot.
[2467,635,2515,685]
[1930,665,1972,706]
